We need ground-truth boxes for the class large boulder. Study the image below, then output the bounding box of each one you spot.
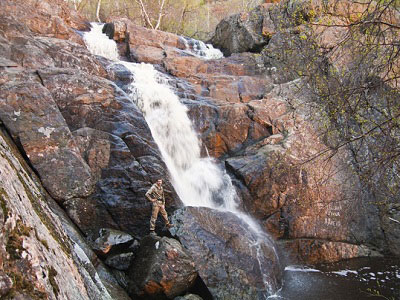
[381,204,400,255]
[170,207,283,299]
[280,240,381,264]
[0,69,95,202]
[128,235,197,299]
[92,228,136,256]
[104,19,187,64]
[105,253,135,271]
[209,4,271,56]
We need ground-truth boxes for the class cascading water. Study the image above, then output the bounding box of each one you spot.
[181,36,224,60]
[83,23,119,61]
[83,23,281,296]
[121,61,237,209]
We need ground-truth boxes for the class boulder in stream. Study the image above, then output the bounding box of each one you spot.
[127,235,197,299]
[170,206,283,299]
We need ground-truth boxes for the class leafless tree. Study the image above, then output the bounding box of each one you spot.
[270,0,400,204]
[134,0,167,30]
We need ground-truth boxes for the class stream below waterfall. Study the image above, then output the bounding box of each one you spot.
[274,257,400,300]
[83,23,400,300]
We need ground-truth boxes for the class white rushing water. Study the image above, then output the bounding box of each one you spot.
[83,23,119,61]
[83,23,279,295]
[181,36,224,59]
[121,61,238,209]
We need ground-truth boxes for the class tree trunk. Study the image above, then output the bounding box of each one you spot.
[135,0,154,29]
[154,0,166,30]
[96,0,101,23]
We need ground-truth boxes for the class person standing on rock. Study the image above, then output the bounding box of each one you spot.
[146,179,173,235]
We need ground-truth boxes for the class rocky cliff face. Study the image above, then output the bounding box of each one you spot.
[1,0,399,299]
[0,127,130,299]
[0,0,180,242]
[206,0,400,260]
[0,0,181,298]
[103,1,398,263]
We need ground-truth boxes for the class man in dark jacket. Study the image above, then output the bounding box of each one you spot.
[145,179,173,234]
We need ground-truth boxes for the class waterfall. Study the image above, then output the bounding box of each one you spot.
[181,36,224,60]
[83,23,119,61]
[120,61,238,209]
[83,23,280,296]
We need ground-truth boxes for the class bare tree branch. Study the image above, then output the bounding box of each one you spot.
[135,0,154,29]
[155,0,166,30]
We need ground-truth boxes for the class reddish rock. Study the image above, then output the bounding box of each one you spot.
[0,0,88,42]
[126,23,186,50]
[223,87,375,264]
[214,104,252,151]
[163,56,204,78]
[280,239,381,264]
[248,98,288,134]
[104,19,187,64]
[131,45,165,64]
[0,69,94,202]
[104,19,128,42]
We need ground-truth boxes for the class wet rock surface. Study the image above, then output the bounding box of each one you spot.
[103,2,397,264]
[174,294,203,300]
[170,207,283,299]
[128,235,197,299]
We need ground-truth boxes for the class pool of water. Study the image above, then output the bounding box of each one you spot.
[269,257,400,300]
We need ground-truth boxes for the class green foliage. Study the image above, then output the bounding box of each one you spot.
[4,271,47,300]
[6,219,32,259]
[0,187,9,223]
[48,267,60,297]
[0,131,71,258]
